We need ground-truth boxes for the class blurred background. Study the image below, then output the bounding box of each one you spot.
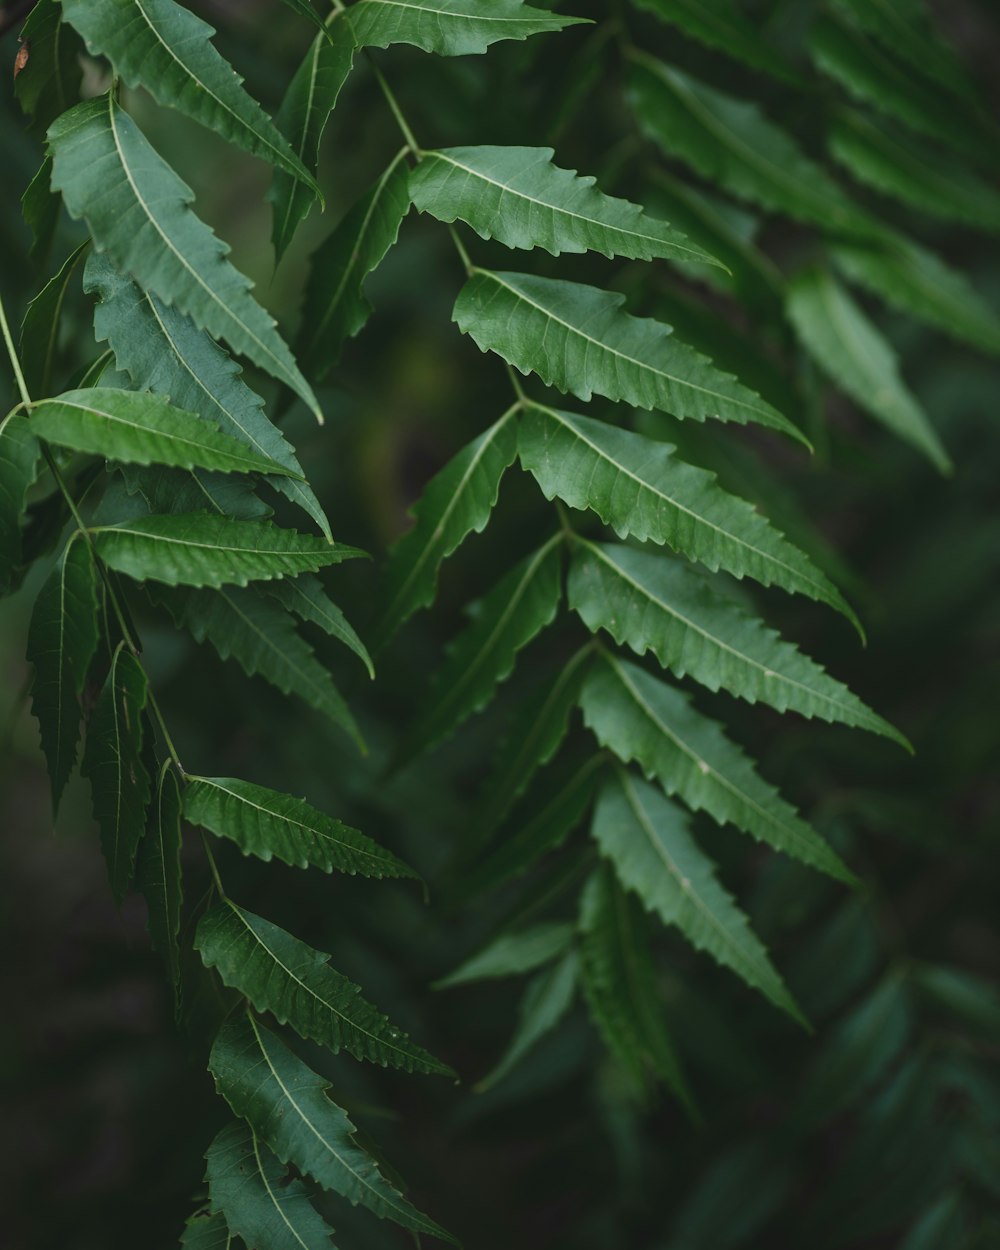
[1,0,998,1246]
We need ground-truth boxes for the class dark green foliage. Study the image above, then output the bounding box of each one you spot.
[1,1,998,1246]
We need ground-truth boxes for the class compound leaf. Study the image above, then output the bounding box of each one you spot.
[568,541,906,746]
[49,96,322,419]
[455,271,804,442]
[27,535,100,813]
[184,775,415,879]
[375,407,519,645]
[196,899,454,1075]
[592,769,802,1020]
[410,145,721,264]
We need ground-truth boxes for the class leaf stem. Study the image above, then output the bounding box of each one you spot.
[0,290,31,410]
[201,834,227,900]
[365,53,422,156]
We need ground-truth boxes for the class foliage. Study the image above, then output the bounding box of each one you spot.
[0,0,998,1246]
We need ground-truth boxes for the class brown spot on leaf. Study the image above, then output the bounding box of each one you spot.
[14,41,29,79]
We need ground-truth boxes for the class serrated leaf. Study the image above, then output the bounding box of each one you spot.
[82,643,152,902]
[628,56,876,238]
[26,535,100,812]
[89,513,361,589]
[153,584,362,746]
[22,157,61,265]
[206,1120,334,1250]
[829,109,1000,234]
[120,463,271,523]
[831,0,976,103]
[31,388,302,478]
[19,241,88,397]
[410,145,721,265]
[631,0,800,84]
[455,271,804,442]
[211,1015,454,1241]
[787,265,949,471]
[138,761,183,990]
[809,16,994,165]
[436,921,574,988]
[830,235,1000,358]
[298,152,412,376]
[579,653,854,883]
[375,408,518,645]
[568,541,906,746]
[344,0,588,56]
[519,403,856,624]
[180,1210,232,1249]
[196,899,453,1075]
[48,96,322,420]
[412,538,563,750]
[184,775,415,879]
[477,948,579,1090]
[0,414,41,593]
[61,0,318,192]
[270,19,357,261]
[475,643,592,833]
[266,574,373,678]
[86,253,328,537]
[13,0,83,139]
[466,755,604,898]
[592,769,803,1020]
[579,867,692,1107]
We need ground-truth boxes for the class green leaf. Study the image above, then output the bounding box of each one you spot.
[120,462,271,523]
[475,643,592,833]
[266,574,373,678]
[831,0,976,102]
[412,538,563,750]
[579,653,854,883]
[184,775,415,879]
[344,0,588,56]
[196,899,453,1075]
[31,388,301,478]
[455,271,804,442]
[436,921,575,988]
[410,145,721,265]
[180,1210,233,1249]
[19,241,88,398]
[153,585,363,746]
[787,265,950,471]
[579,867,692,1107]
[210,1015,454,1242]
[464,755,604,896]
[278,0,332,37]
[22,157,62,265]
[206,1119,335,1250]
[592,769,803,1021]
[82,643,152,903]
[477,948,579,1090]
[48,96,322,420]
[628,56,876,237]
[298,152,412,376]
[137,761,183,990]
[830,235,1000,358]
[86,253,329,538]
[270,20,357,261]
[60,0,319,191]
[26,535,100,812]
[828,109,1000,234]
[630,0,800,84]
[89,513,361,590]
[13,0,83,139]
[374,407,519,645]
[568,542,906,746]
[809,15,994,165]
[0,414,41,594]
[519,403,856,624]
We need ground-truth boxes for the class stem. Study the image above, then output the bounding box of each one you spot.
[202,834,227,900]
[0,289,31,409]
[366,53,422,156]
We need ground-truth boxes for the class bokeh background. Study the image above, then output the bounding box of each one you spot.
[1,1,998,1246]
